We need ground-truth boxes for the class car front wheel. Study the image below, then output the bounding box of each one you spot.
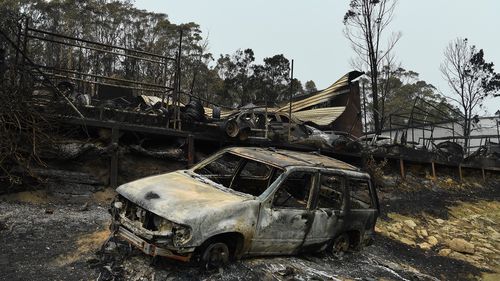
[200,242,230,269]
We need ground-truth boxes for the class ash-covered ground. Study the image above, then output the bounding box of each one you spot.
[1,171,498,281]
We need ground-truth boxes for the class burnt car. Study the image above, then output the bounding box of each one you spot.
[222,108,309,141]
[111,147,379,268]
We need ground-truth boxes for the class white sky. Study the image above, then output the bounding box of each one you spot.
[134,0,500,116]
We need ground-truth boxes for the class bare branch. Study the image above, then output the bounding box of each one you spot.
[343,0,400,133]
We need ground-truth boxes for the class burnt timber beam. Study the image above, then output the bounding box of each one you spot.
[110,126,119,188]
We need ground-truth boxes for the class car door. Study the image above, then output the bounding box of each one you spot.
[344,177,378,242]
[249,169,317,255]
[307,172,348,248]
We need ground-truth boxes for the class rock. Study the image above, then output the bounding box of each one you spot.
[389,232,400,240]
[392,222,403,230]
[449,251,478,264]
[403,226,415,236]
[427,236,439,246]
[469,231,483,238]
[482,243,495,250]
[448,238,475,254]
[400,237,416,246]
[476,247,494,254]
[444,178,455,186]
[489,231,500,240]
[416,229,429,239]
[438,248,452,256]
[435,218,445,224]
[418,242,432,250]
[404,220,417,229]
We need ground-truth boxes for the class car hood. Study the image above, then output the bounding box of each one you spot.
[116,171,249,224]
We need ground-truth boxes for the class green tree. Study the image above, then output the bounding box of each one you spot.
[0,0,206,93]
[261,54,290,102]
[215,48,255,106]
[304,80,317,93]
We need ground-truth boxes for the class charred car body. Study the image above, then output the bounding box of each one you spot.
[111,147,379,267]
[221,108,310,141]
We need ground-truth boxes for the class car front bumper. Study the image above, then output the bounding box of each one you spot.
[117,226,193,262]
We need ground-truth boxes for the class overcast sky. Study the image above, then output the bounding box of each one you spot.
[134,0,500,116]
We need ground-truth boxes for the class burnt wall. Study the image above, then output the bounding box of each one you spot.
[331,81,362,137]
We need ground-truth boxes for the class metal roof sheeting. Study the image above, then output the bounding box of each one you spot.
[293,106,347,126]
[277,73,350,112]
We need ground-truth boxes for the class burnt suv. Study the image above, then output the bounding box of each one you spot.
[111,147,379,268]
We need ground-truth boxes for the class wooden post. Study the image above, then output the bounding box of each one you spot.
[458,164,463,182]
[110,127,119,188]
[482,168,486,182]
[187,134,194,167]
[288,59,294,142]
[399,159,405,180]
[431,161,436,179]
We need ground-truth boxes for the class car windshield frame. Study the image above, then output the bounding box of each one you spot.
[191,151,284,198]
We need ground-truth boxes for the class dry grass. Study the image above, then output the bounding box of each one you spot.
[52,229,111,267]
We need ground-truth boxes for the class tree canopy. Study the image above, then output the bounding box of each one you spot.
[0,0,313,109]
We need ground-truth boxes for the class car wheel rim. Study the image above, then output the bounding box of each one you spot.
[203,243,229,269]
[226,121,239,137]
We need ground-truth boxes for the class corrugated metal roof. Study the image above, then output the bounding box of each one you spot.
[293,106,347,126]
[277,73,350,112]
[138,95,162,107]
[202,71,362,121]
[204,107,234,119]
[138,95,185,107]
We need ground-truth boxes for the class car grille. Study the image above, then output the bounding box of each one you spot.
[121,198,159,231]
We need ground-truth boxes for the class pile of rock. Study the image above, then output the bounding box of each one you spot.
[376,200,500,271]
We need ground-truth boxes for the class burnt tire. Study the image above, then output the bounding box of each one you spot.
[330,233,350,256]
[225,120,240,138]
[200,242,230,270]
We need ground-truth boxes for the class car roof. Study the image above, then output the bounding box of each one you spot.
[227,147,359,171]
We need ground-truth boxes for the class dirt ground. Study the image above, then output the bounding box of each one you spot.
[0,171,499,281]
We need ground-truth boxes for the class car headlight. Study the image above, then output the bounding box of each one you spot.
[152,215,191,245]
[173,224,192,246]
[153,216,173,233]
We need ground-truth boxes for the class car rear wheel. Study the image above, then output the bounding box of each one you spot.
[331,233,350,256]
[200,242,230,269]
[225,120,240,138]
